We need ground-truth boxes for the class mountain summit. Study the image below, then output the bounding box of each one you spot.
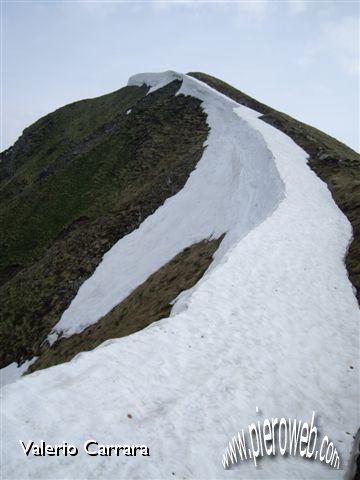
[1,71,359,479]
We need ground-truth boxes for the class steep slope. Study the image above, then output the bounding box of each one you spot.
[1,72,359,480]
[0,80,209,368]
[47,71,283,340]
[26,70,284,372]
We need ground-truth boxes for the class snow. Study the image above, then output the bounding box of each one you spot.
[1,72,359,480]
[128,70,183,94]
[49,71,283,340]
[0,358,37,389]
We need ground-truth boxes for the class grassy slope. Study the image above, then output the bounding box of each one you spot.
[29,237,223,373]
[0,80,210,368]
[0,85,148,276]
[189,72,360,302]
[3,71,357,374]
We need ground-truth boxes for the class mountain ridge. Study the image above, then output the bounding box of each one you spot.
[2,70,359,480]
[1,71,359,374]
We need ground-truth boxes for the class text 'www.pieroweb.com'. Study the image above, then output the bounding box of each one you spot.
[222,410,340,470]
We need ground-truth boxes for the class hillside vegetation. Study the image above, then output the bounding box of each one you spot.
[29,236,223,372]
[0,80,209,367]
[1,71,358,374]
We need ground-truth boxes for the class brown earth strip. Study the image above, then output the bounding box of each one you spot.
[28,236,223,373]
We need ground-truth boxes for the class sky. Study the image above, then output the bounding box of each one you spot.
[1,0,359,152]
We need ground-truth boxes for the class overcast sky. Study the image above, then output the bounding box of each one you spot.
[1,0,359,151]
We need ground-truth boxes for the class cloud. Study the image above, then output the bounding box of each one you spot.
[58,0,120,19]
[343,57,360,77]
[151,0,199,12]
[236,0,268,22]
[297,16,359,77]
[151,0,269,20]
[151,0,172,12]
[288,1,307,16]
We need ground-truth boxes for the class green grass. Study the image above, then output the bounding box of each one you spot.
[0,85,148,266]
[0,80,209,368]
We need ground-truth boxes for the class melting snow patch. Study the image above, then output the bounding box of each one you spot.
[0,358,37,389]
[50,72,283,338]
